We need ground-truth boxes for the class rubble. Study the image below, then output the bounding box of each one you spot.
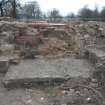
[0,20,75,58]
[0,44,15,55]
[0,20,104,58]
[48,77,104,105]
[37,38,69,56]
[0,17,15,21]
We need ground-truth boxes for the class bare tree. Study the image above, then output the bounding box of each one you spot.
[11,0,16,18]
[22,1,42,19]
[100,7,105,21]
[0,0,3,16]
[48,8,62,22]
[3,1,12,16]
[78,5,93,21]
[66,13,75,21]
[0,0,9,16]
[9,0,20,18]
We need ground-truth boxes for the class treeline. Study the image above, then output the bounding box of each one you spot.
[78,6,105,21]
[0,0,20,18]
[0,0,63,22]
[0,0,105,22]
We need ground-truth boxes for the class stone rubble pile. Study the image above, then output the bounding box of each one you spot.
[48,77,104,105]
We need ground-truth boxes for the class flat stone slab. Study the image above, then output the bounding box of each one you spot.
[3,58,91,87]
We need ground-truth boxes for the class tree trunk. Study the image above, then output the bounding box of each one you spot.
[0,6,3,16]
[12,0,16,18]
[0,2,3,17]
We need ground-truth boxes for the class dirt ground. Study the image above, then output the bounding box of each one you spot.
[0,74,49,105]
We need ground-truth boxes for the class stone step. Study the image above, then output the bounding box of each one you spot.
[3,58,91,88]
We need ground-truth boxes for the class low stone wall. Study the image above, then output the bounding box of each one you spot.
[85,48,105,65]
[85,48,105,85]
[0,57,9,73]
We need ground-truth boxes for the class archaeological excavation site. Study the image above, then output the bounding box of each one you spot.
[1,0,105,104]
[0,16,104,105]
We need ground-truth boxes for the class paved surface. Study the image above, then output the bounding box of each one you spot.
[3,58,92,87]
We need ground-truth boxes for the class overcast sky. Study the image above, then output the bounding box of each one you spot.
[21,0,105,15]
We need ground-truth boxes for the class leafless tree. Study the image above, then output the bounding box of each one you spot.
[22,1,42,19]
[48,8,62,22]
[9,0,20,18]
[0,0,9,16]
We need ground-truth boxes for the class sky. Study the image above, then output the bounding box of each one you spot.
[21,0,105,15]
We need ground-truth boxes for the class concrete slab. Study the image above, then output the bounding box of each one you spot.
[3,58,91,87]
